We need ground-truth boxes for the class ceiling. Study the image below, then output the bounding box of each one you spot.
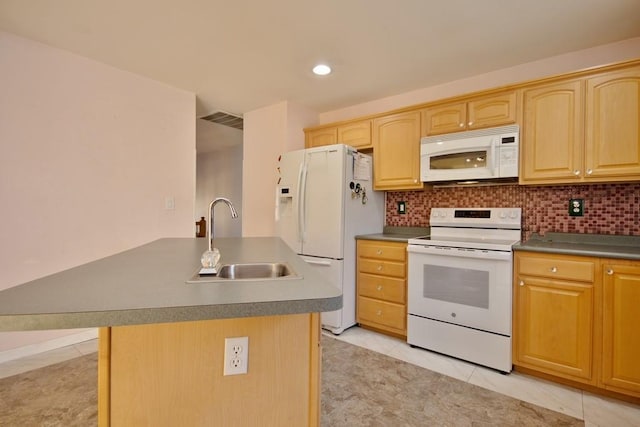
[1,0,640,119]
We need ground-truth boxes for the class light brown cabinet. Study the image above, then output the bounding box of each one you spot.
[514,252,640,400]
[305,119,372,149]
[372,111,423,190]
[305,127,337,148]
[520,65,640,184]
[357,239,407,338]
[601,261,640,397]
[421,91,517,136]
[99,314,322,426]
[513,252,596,384]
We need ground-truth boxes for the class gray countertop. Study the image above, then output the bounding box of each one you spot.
[356,226,430,243]
[0,237,342,331]
[514,232,640,260]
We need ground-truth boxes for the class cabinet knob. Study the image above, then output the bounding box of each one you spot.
[551,266,557,273]
[377,285,383,291]
[519,280,524,287]
[376,249,382,255]
[468,121,474,126]
[376,310,382,316]
[377,265,383,271]
[459,123,464,128]
[573,170,581,176]
[607,269,614,275]
[586,169,593,175]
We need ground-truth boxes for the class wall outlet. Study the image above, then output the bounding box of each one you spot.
[224,336,248,375]
[397,201,406,214]
[569,198,584,217]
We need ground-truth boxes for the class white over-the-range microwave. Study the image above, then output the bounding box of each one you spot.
[420,124,519,183]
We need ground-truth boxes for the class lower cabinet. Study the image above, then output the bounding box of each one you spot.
[98,313,321,426]
[356,239,407,338]
[601,261,640,396]
[514,252,640,400]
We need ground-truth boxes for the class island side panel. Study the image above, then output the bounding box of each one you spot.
[98,327,111,427]
[99,314,320,427]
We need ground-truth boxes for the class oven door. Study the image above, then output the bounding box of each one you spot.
[407,244,513,336]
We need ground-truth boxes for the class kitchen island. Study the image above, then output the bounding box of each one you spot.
[0,237,341,426]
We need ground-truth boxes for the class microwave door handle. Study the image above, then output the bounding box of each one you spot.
[490,137,498,175]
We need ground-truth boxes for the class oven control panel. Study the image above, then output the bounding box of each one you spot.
[430,208,521,229]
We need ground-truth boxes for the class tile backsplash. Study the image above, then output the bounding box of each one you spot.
[385,183,640,241]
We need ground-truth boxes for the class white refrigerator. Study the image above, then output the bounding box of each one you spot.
[275,144,384,334]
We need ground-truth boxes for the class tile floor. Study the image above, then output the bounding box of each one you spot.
[325,326,640,427]
[0,328,639,427]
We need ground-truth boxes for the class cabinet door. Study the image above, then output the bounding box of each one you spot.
[338,120,371,149]
[601,263,640,396]
[514,275,594,383]
[585,66,640,182]
[372,111,423,190]
[305,127,337,148]
[520,80,585,184]
[421,102,466,135]
[467,92,517,130]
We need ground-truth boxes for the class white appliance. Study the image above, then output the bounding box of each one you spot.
[276,144,384,334]
[407,207,521,373]
[420,124,519,183]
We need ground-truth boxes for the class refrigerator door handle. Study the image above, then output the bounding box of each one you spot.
[297,162,308,243]
[303,258,332,266]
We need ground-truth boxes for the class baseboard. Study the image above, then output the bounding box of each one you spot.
[0,328,98,364]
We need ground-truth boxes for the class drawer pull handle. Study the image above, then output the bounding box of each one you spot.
[377,285,383,291]
[550,266,557,273]
[519,280,524,287]
[607,269,614,275]
[377,265,383,271]
[376,249,382,255]
[376,310,382,316]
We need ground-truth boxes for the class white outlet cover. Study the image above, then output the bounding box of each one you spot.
[224,336,248,375]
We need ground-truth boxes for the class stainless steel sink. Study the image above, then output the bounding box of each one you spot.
[187,262,300,283]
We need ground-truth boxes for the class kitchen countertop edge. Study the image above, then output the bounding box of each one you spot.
[0,237,342,331]
[356,226,430,243]
[513,232,640,260]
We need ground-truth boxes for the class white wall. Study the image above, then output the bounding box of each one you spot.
[242,101,317,237]
[196,145,243,238]
[319,37,640,123]
[0,32,196,353]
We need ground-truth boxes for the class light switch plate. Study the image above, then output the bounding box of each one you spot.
[397,201,406,214]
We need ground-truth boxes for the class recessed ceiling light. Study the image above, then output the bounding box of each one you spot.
[312,64,332,76]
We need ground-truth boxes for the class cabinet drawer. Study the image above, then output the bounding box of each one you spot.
[359,259,405,278]
[357,296,405,331]
[358,273,405,304]
[357,240,406,262]
[517,254,595,282]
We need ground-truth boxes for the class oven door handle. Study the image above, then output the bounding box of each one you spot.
[407,244,512,261]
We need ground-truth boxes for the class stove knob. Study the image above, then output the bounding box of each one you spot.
[499,212,507,219]
[509,211,519,219]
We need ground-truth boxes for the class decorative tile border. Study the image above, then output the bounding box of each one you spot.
[386,183,640,240]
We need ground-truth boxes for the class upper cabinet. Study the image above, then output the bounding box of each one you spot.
[305,127,337,148]
[372,111,423,190]
[585,67,640,181]
[337,120,372,149]
[520,64,640,185]
[305,119,372,149]
[422,91,517,136]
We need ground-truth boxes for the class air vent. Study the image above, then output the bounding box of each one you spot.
[200,111,244,130]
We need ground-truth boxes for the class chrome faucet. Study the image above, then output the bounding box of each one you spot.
[208,197,239,252]
[201,197,238,271]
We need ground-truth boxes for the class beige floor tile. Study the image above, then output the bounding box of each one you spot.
[582,391,640,427]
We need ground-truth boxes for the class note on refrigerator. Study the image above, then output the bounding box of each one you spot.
[353,153,372,181]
